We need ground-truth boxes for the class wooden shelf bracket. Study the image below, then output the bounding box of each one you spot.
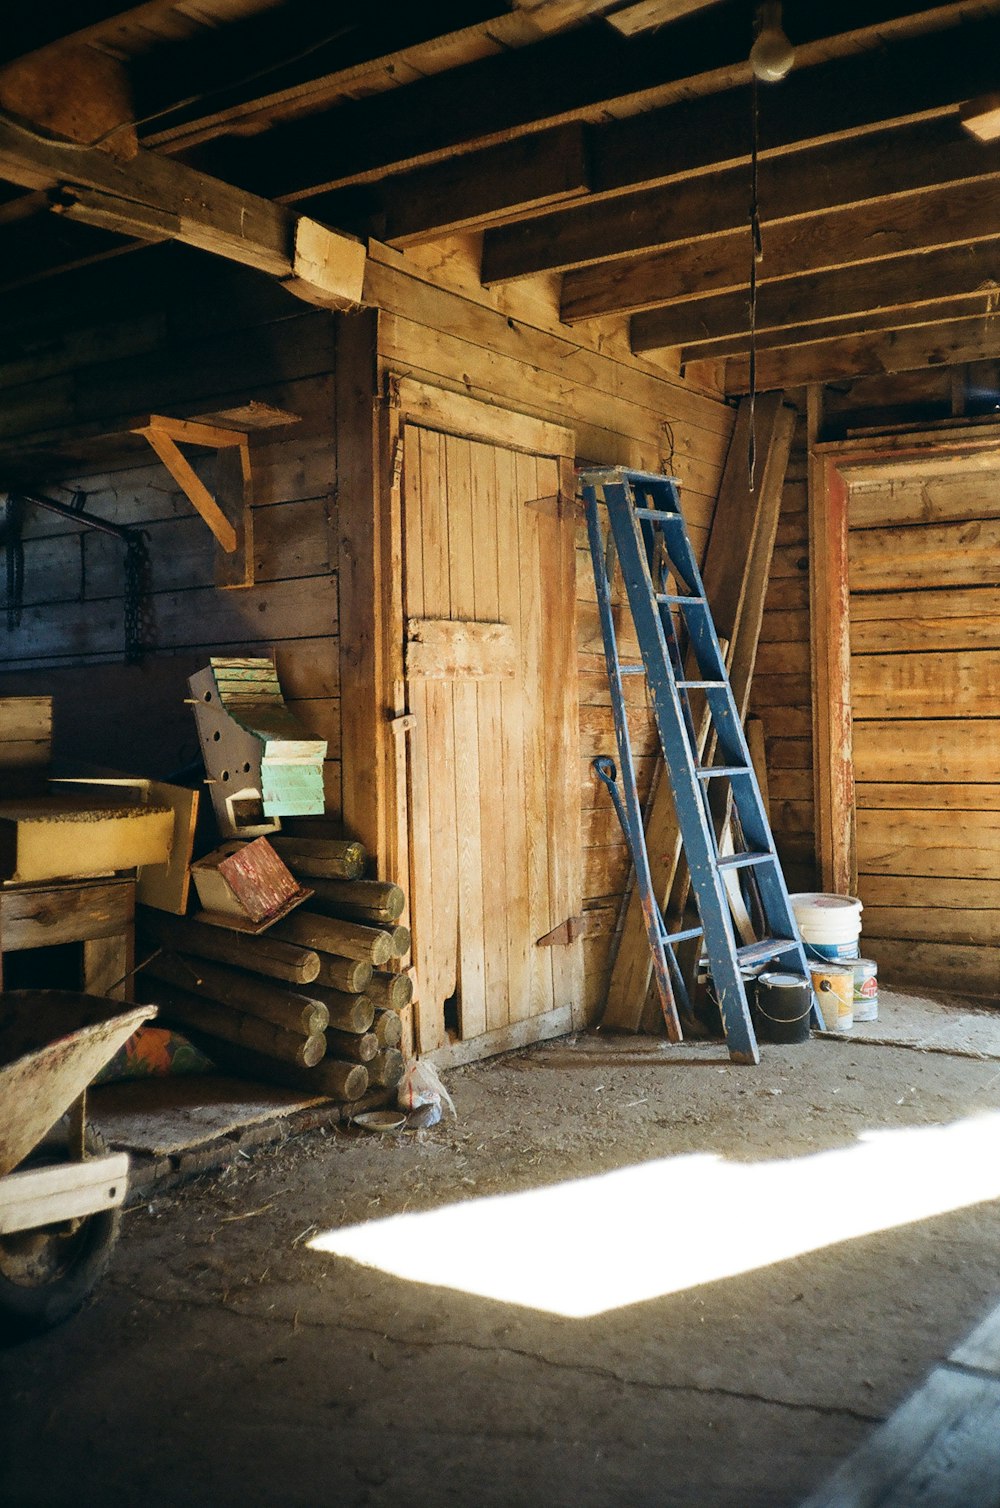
[130,414,254,589]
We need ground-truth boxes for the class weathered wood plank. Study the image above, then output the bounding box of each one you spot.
[852,650,1000,719]
[850,518,1000,593]
[857,810,1000,880]
[853,720,1000,783]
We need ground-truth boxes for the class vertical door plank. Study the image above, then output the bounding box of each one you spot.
[515,450,555,1021]
[423,431,460,1010]
[495,444,532,1022]
[404,427,445,1052]
[538,454,585,1022]
[446,434,487,1040]
[473,442,512,1035]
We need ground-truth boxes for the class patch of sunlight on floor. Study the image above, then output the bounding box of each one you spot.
[308,1112,1000,1318]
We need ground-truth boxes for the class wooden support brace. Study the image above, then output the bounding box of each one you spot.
[131,414,255,588]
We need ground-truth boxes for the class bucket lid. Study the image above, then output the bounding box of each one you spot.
[758,971,807,987]
[790,892,863,911]
[808,960,855,977]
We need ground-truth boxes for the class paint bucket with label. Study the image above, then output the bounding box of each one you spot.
[753,971,814,1045]
[808,961,854,1032]
[789,893,863,962]
[852,958,879,1022]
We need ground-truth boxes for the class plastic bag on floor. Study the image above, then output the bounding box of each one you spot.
[397,1059,456,1122]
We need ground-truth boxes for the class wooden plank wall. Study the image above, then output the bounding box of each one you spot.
[0,249,341,808]
[848,464,1000,996]
[750,414,818,894]
[364,239,735,1022]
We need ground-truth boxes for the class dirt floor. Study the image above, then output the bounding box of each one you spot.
[4,990,1000,1508]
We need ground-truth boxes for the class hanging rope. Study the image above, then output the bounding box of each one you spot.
[747,76,763,495]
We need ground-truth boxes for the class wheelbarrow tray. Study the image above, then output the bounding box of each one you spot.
[0,991,157,1178]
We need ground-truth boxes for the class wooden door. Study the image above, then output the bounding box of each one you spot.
[402,421,582,1055]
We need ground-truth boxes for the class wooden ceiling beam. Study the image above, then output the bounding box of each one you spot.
[482,119,1000,283]
[187,0,980,201]
[131,0,505,148]
[0,4,162,68]
[680,293,1000,366]
[563,177,1000,322]
[631,239,1000,352]
[721,314,1000,393]
[308,125,593,246]
[0,115,365,311]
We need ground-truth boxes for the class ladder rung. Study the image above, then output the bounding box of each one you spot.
[619,664,646,676]
[737,938,802,968]
[678,680,727,689]
[695,764,750,779]
[656,593,706,606]
[658,924,703,946]
[716,851,775,872]
[634,506,682,523]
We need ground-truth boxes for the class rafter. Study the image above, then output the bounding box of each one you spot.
[680,293,1000,366]
[186,1,984,201]
[482,119,1000,282]
[630,239,1000,352]
[721,313,1000,393]
[562,177,1000,322]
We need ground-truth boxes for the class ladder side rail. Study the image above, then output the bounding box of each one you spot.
[604,480,760,1064]
[582,485,683,1041]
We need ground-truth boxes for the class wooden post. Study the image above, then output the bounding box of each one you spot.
[308,987,375,1033]
[269,910,394,965]
[808,387,857,895]
[268,836,366,880]
[367,970,414,1011]
[152,984,326,1068]
[324,1028,378,1063]
[336,310,387,865]
[146,953,329,1035]
[373,1007,403,1048]
[140,911,321,985]
[313,954,374,994]
[368,1048,405,1090]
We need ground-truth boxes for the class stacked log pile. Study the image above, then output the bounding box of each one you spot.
[140,836,412,1105]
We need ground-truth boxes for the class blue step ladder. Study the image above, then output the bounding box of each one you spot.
[580,466,824,1065]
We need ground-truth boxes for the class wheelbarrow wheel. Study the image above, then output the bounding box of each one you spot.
[0,1123,121,1343]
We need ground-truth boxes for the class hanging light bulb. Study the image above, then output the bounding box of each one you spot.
[750,1,795,83]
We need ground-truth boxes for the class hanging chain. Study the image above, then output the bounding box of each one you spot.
[124,530,153,664]
[4,495,25,631]
[748,76,763,494]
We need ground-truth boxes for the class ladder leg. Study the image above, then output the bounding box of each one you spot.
[584,488,682,1041]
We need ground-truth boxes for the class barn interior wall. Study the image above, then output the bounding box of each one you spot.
[0,250,341,807]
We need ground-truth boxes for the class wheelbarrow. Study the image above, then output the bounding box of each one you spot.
[0,991,157,1340]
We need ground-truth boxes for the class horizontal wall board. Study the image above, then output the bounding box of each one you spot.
[763,737,813,770]
[853,719,1000,782]
[858,874,1000,911]
[769,768,813,802]
[1,314,337,450]
[857,809,1000,880]
[849,471,1000,531]
[285,697,341,759]
[861,905,999,947]
[367,250,733,440]
[583,843,630,903]
[0,575,337,666]
[750,704,812,738]
[849,518,1000,592]
[12,496,335,609]
[856,782,1000,811]
[865,937,999,997]
[759,608,809,646]
[755,641,811,677]
[852,649,1000,719]
[850,586,1000,623]
[851,613,1000,654]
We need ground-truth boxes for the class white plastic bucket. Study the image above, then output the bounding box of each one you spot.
[790,893,862,962]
